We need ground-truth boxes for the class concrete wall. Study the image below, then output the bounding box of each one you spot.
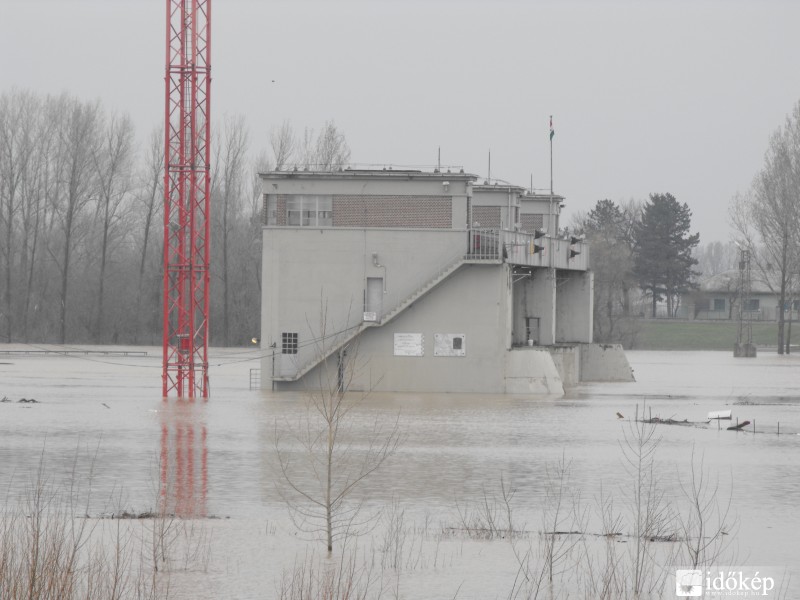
[280,264,510,393]
[519,194,562,235]
[472,185,523,230]
[540,343,634,387]
[579,343,634,382]
[504,349,564,395]
[261,228,469,380]
[555,270,593,343]
[548,346,580,388]
[517,268,556,345]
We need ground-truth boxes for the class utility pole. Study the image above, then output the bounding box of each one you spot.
[734,246,756,357]
[162,0,212,397]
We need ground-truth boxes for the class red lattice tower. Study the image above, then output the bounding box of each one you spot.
[162,0,211,398]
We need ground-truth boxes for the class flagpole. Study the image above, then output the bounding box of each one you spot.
[549,115,554,234]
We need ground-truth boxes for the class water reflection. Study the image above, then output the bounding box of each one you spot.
[159,399,207,517]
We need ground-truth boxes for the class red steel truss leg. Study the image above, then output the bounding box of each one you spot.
[163,0,211,398]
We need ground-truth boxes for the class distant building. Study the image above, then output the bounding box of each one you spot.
[679,270,800,322]
[259,168,632,394]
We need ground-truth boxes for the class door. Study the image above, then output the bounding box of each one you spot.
[366,277,384,321]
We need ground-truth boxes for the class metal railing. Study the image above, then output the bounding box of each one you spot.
[466,229,502,261]
[470,228,588,270]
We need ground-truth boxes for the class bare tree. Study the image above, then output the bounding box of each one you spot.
[0,90,39,342]
[575,199,641,344]
[16,97,59,342]
[91,112,135,341]
[294,120,350,171]
[269,119,296,171]
[620,412,675,597]
[47,95,101,343]
[731,101,800,353]
[131,128,164,343]
[677,449,736,569]
[693,241,738,278]
[275,305,399,553]
[0,89,355,346]
[211,115,250,346]
[314,120,351,171]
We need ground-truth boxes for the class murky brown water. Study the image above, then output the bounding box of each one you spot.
[1,346,798,598]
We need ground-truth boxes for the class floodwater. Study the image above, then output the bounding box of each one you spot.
[1,345,799,599]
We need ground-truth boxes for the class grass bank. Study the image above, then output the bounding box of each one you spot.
[632,320,785,351]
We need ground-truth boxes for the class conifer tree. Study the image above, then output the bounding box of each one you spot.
[633,193,700,318]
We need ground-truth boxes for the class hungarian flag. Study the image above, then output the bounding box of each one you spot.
[549,115,555,140]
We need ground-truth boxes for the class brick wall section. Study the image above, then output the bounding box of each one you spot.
[332,195,452,228]
[277,194,287,226]
[261,194,288,225]
[520,214,544,233]
[472,206,501,228]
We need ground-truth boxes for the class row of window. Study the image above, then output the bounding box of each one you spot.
[698,298,760,312]
[287,196,332,227]
[265,195,333,227]
[697,298,800,313]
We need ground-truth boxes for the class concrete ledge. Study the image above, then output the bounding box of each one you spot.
[504,349,565,395]
[548,346,580,388]
[579,343,634,382]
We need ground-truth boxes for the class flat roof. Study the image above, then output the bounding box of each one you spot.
[259,168,478,182]
[472,184,527,194]
[521,192,565,202]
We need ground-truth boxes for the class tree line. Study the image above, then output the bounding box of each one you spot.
[577,99,800,352]
[0,89,349,346]
[730,100,800,354]
[573,193,700,345]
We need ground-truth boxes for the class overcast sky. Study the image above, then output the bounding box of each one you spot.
[2,0,799,243]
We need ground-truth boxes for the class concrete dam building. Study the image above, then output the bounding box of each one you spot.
[258,169,632,395]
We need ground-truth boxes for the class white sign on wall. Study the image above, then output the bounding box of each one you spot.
[434,333,466,357]
[393,333,424,356]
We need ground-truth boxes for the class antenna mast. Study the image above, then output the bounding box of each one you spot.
[162,0,212,397]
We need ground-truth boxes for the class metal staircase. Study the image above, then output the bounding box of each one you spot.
[275,254,482,382]
[378,256,466,326]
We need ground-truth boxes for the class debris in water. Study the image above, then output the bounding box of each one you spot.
[727,421,750,431]
[707,409,732,420]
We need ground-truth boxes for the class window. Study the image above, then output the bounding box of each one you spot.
[287,195,332,227]
[281,332,298,354]
[783,300,800,311]
[713,298,725,312]
[264,194,278,225]
[743,299,760,311]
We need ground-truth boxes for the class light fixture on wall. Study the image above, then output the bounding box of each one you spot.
[372,253,387,293]
[442,181,450,192]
